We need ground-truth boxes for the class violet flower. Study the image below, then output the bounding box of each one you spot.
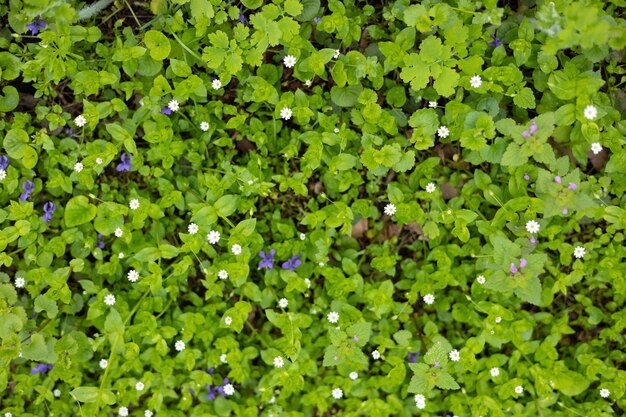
[161,107,172,115]
[563,207,568,215]
[554,176,562,184]
[313,17,322,23]
[434,361,440,368]
[43,202,55,223]
[510,263,518,274]
[97,233,105,249]
[26,17,47,35]
[523,173,530,181]
[259,249,276,270]
[488,34,503,47]
[568,182,577,190]
[31,363,53,374]
[20,180,34,201]
[189,388,195,395]
[530,235,536,244]
[522,120,537,138]
[206,384,216,400]
[214,378,229,398]
[519,258,528,268]
[116,152,132,172]
[238,6,247,24]
[0,155,9,170]
[281,254,301,271]
[353,335,359,342]
[407,352,420,363]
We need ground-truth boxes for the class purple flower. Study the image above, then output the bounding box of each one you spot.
[530,235,536,244]
[116,152,132,172]
[523,173,530,181]
[281,254,301,271]
[568,182,577,190]
[206,384,216,400]
[0,155,9,170]
[353,335,359,342]
[488,34,503,47]
[259,249,276,270]
[522,120,537,137]
[31,363,53,374]
[238,6,247,24]
[407,352,420,363]
[161,107,172,115]
[20,180,34,201]
[554,176,562,184]
[189,388,195,395]
[434,361,440,368]
[510,263,518,274]
[562,207,568,215]
[26,17,47,35]
[519,258,528,268]
[314,17,322,23]
[97,233,105,249]
[43,201,56,223]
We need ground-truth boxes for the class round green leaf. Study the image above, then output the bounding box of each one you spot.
[144,30,171,61]
[64,196,97,227]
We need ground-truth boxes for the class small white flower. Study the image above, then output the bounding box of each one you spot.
[144,411,153,417]
[414,394,426,409]
[490,367,500,377]
[119,406,129,417]
[495,316,502,324]
[425,183,436,193]
[224,316,232,325]
[0,169,6,181]
[384,203,396,216]
[372,350,381,360]
[118,252,124,259]
[331,388,343,399]
[514,385,524,395]
[136,381,144,391]
[300,233,306,240]
[104,294,116,306]
[96,157,103,164]
[218,270,228,280]
[231,244,242,255]
[175,340,185,352]
[114,227,123,237]
[278,298,288,308]
[476,275,486,284]
[470,74,482,88]
[188,223,199,234]
[437,125,449,138]
[200,121,210,131]
[591,142,602,154]
[283,55,297,68]
[212,79,222,90]
[449,349,460,362]
[5,413,12,417]
[334,128,339,133]
[99,359,108,369]
[53,388,61,397]
[428,101,437,108]
[220,353,228,363]
[573,246,586,259]
[600,388,610,398]
[273,356,284,368]
[15,277,25,288]
[349,371,358,380]
[168,99,179,112]
[304,278,311,288]
[305,79,312,86]
[318,262,325,267]
[74,162,84,173]
[423,293,435,305]
[280,107,293,120]
[334,49,340,59]
[75,115,87,127]
[129,199,140,210]
[223,384,235,396]
[584,104,597,120]
[525,220,540,234]
[127,270,139,282]
[207,230,220,244]
[327,311,339,323]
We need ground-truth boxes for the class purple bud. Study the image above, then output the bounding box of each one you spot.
[353,335,359,342]
[519,258,528,268]
[568,182,577,190]
[529,120,538,135]
[554,176,562,184]
[510,263,518,274]
[562,207,568,215]
[189,388,195,395]
[523,173,530,181]
[522,130,530,138]
[434,361,440,368]
[530,235,536,244]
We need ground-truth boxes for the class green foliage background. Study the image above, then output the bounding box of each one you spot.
[1,0,626,416]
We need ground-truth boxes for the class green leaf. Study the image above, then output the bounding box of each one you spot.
[0,86,19,112]
[501,143,527,166]
[436,371,460,390]
[330,85,362,107]
[64,196,97,227]
[513,87,536,109]
[144,30,171,61]
[214,195,239,217]
[284,0,303,16]
[433,66,459,97]
[34,294,59,319]
[21,333,55,362]
[296,0,320,21]
[70,387,116,404]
